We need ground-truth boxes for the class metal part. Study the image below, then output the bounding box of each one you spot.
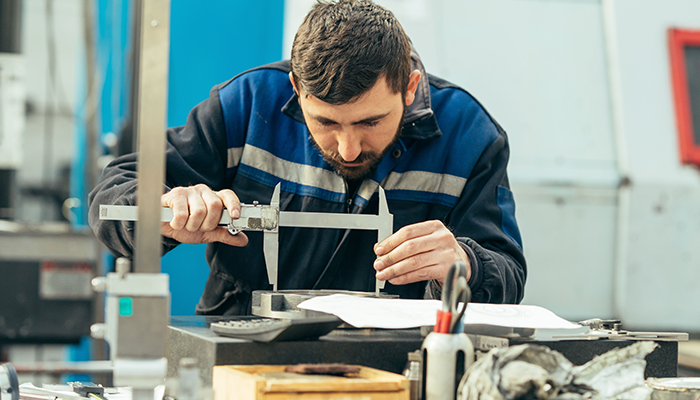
[579,318,622,331]
[93,256,171,390]
[263,185,281,291]
[0,363,18,400]
[570,318,689,342]
[107,1,171,397]
[99,203,277,228]
[100,182,394,293]
[132,0,170,275]
[647,378,700,400]
[252,289,398,319]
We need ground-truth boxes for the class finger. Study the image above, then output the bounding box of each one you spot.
[374,221,439,256]
[185,190,207,232]
[216,189,241,219]
[208,227,249,247]
[201,190,224,231]
[388,265,443,285]
[385,262,442,285]
[374,233,437,272]
[160,221,176,238]
[376,249,436,281]
[163,190,190,230]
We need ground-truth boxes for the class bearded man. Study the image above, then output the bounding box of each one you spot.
[88,0,526,315]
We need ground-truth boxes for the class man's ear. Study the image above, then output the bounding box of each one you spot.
[404,70,422,106]
[289,72,299,96]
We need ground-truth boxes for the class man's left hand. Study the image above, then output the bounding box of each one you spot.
[373,220,471,285]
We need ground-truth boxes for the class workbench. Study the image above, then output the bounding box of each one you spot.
[167,316,679,387]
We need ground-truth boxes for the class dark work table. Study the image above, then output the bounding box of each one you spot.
[167,316,678,386]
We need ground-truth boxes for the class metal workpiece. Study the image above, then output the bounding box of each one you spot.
[251,289,399,319]
[132,0,171,275]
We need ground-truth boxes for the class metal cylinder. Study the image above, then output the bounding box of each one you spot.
[403,350,421,400]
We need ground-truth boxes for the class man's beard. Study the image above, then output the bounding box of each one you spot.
[310,108,405,181]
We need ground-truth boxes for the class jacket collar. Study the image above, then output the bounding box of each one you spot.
[281,46,442,141]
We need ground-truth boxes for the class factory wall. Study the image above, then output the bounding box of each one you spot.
[605,0,700,330]
[285,0,700,330]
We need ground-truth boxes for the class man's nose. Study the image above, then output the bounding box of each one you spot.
[337,132,362,162]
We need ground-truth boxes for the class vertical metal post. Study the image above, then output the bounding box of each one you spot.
[133,0,170,274]
[83,0,99,221]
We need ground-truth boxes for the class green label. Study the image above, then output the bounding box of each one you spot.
[119,297,133,316]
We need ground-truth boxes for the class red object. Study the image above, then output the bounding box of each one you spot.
[434,310,452,334]
[669,28,700,165]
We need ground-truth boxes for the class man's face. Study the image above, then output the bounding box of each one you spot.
[295,76,413,181]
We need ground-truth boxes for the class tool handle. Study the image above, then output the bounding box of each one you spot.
[435,310,451,334]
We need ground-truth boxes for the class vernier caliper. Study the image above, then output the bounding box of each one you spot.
[99,183,394,294]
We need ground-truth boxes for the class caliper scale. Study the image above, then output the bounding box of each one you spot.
[100,183,395,316]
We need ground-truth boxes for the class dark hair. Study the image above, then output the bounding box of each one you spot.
[290,0,411,105]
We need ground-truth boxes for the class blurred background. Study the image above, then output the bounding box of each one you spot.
[0,0,699,384]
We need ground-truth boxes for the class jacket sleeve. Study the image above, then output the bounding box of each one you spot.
[87,86,231,258]
[431,127,527,304]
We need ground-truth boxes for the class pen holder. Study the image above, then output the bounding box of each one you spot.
[421,332,474,400]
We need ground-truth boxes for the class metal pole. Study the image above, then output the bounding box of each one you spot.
[601,0,631,320]
[133,0,170,274]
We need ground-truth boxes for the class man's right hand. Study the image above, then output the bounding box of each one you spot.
[160,184,249,247]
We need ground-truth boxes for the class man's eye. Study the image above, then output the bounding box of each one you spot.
[363,121,379,127]
[319,120,336,127]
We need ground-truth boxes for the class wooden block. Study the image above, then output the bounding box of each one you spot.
[213,364,409,400]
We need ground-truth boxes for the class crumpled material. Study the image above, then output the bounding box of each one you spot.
[457,341,658,400]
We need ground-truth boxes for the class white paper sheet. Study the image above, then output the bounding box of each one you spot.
[298,294,581,330]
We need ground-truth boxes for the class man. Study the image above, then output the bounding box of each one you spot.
[88,0,526,315]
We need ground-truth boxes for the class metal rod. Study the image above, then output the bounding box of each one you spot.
[133,0,170,274]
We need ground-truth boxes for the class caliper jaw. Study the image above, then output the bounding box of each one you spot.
[264,185,280,291]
